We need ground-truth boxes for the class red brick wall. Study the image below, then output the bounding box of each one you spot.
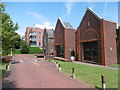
[54,19,65,57]
[48,39,54,55]
[102,20,117,65]
[65,28,75,59]
[54,19,75,59]
[54,19,64,45]
[26,27,32,45]
[25,27,44,47]
[117,28,120,64]
[76,9,117,65]
[77,9,102,63]
[79,10,101,40]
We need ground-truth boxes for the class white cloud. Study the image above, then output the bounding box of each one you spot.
[27,11,43,19]
[44,22,50,26]
[65,0,76,15]
[102,1,108,17]
[16,29,25,37]
[65,2,72,15]
[27,10,53,26]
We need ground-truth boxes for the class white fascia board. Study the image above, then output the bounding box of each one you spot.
[58,17,65,28]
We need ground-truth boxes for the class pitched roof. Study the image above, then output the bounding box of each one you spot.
[58,17,73,29]
[63,22,73,29]
[78,7,101,27]
[86,8,116,23]
[46,29,54,38]
[87,7,101,20]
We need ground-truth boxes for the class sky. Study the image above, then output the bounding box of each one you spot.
[4,2,118,36]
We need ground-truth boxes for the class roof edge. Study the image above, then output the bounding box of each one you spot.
[87,7,101,20]
[102,18,116,23]
[78,7,101,27]
[58,17,65,28]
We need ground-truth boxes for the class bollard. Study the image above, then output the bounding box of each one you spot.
[6,64,10,71]
[7,64,10,71]
[6,64,8,70]
[56,62,58,67]
[72,68,75,79]
[101,75,106,90]
[58,63,61,71]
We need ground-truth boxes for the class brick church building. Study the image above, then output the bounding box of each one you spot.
[54,18,75,59]
[76,8,117,66]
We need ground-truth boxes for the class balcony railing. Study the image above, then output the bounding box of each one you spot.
[30,38,36,41]
[29,43,36,46]
[29,33,36,36]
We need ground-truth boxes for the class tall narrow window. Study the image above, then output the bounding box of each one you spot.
[88,21,90,26]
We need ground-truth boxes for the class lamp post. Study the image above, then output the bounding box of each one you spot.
[11,48,12,56]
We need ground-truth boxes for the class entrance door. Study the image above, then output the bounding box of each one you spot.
[56,45,64,58]
[83,41,98,62]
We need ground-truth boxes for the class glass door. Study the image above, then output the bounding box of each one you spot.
[56,45,64,58]
[83,41,98,62]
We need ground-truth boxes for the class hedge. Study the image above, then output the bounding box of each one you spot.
[13,47,43,54]
[28,47,43,54]
[13,49,21,54]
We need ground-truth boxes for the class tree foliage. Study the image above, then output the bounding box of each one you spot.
[1,3,21,55]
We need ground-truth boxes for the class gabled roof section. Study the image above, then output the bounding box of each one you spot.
[58,17,73,29]
[87,8,116,23]
[46,29,54,38]
[63,22,73,29]
[78,7,101,27]
[58,17,65,27]
[87,7,101,20]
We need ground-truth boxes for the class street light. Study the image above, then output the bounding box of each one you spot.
[11,48,12,56]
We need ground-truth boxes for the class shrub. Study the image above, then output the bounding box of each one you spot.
[13,49,21,54]
[20,40,29,54]
[29,47,43,54]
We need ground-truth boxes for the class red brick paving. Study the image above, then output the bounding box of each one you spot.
[2,54,89,88]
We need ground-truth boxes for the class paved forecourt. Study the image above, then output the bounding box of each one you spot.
[2,54,88,88]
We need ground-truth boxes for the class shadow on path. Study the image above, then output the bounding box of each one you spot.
[2,80,16,88]
[2,71,17,88]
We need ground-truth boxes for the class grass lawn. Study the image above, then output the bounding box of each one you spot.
[0,63,7,76]
[30,54,37,58]
[109,64,120,68]
[48,59,119,88]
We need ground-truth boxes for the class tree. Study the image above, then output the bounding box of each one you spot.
[20,40,29,54]
[1,3,21,55]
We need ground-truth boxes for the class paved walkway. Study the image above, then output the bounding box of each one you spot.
[73,61,120,70]
[2,54,89,88]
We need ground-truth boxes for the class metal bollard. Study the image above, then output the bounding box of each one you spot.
[101,75,106,90]
[58,63,61,71]
[6,64,8,70]
[72,68,75,79]
[56,62,58,67]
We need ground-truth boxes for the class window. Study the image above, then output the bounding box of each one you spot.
[30,43,36,46]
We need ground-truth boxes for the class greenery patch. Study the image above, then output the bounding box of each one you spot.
[109,64,120,68]
[29,47,43,54]
[0,63,8,76]
[13,49,21,54]
[13,47,43,54]
[49,59,119,88]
